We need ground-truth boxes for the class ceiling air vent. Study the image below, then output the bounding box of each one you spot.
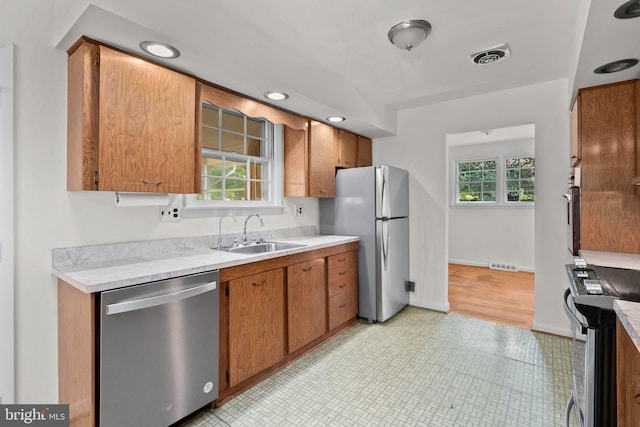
[470,43,511,65]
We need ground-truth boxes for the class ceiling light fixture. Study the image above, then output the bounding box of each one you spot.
[264,91,289,101]
[139,41,180,59]
[387,19,432,51]
[614,0,640,19]
[593,58,638,74]
[326,116,345,123]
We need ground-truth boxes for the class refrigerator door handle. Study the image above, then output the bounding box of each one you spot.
[381,168,388,219]
[382,219,389,269]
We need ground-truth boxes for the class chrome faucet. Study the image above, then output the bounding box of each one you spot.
[217,214,237,250]
[243,214,263,245]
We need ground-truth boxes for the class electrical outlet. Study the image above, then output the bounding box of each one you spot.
[295,204,304,216]
[159,206,181,222]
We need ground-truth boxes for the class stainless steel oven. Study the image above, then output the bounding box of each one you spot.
[564,262,622,427]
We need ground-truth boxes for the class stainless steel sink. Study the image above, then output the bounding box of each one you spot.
[220,242,305,254]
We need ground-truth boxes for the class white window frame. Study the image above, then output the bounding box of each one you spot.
[183,105,284,216]
[454,157,498,204]
[451,153,535,207]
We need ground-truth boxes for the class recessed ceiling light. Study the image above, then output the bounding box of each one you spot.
[139,41,180,59]
[326,116,345,123]
[264,91,289,101]
[594,58,638,74]
[614,0,640,19]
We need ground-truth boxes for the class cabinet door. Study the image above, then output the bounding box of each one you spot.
[309,121,337,198]
[284,125,309,197]
[336,129,357,168]
[228,269,285,387]
[287,259,326,353]
[98,46,196,193]
[617,318,640,425]
[357,136,373,167]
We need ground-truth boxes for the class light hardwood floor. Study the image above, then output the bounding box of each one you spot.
[448,263,535,329]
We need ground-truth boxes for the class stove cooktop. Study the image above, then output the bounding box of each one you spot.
[566,261,640,310]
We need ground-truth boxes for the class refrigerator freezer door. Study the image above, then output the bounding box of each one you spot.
[376,165,409,219]
[376,217,410,321]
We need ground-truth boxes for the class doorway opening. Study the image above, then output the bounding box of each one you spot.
[446,124,535,329]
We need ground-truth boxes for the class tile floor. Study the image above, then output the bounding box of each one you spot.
[182,307,573,426]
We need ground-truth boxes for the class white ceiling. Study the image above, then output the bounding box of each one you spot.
[55,0,640,138]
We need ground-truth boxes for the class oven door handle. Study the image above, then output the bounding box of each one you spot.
[563,288,588,335]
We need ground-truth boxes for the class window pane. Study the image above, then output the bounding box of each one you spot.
[224,178,247,201]
[221,111,244,133]
[202,127,219,150]
[506,158,519,169]
[521,180,534,190]
[483,192,496,202]
[521,168,533,179]
[484,160,496,170]
[483,182,496,192]
[507,181,520,191]
[225,160,248,180]
[459,172,470,182]
[202,177,223,201]
[470,182,482,193]
[202,157,223,177]
[247,137,264,157]
[506,169,519,179]
[249,181,264,201]
[247,118,263,138]
[470,171,483,181]
[470,162,483,171]
[221,131,244,154]
[458,162,469,172]
[483,170,496,180]
[202,105,219,128]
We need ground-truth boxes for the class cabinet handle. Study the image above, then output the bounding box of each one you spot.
[635,390,640,404]
[338,271,346,275]
[339,284,346,289]
[339,303,347,308]
[142,179,162,185]
[345,161,352,165]
[302,266,313,272]
[338,257,346,262]
[252,280,267,287]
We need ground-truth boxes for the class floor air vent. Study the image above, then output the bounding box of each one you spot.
[470,43,511,65]
[489,262,519,272]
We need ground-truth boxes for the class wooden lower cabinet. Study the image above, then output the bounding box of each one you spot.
[617,317,640,426]
[327,251,358,330]
[287,258,327,353]
[228,268,285,387]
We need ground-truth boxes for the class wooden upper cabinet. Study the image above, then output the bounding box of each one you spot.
[309,121,337,198]
[67,41,197,193]
[570,94,582,167]
[283,124,309,197]
[580,80,640,253]
[336,129,357,168]
[357,136,372,167]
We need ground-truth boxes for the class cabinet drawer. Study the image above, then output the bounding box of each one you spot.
[328,251,356,271]
[328,287,357,330]
[328,269,355,297]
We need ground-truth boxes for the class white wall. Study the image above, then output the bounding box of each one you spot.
[448,138,535,271]
[0,43,15,404]
[1,0,318,404]
[374,79,574,336]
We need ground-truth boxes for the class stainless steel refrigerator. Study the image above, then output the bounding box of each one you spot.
[320,165,410,322]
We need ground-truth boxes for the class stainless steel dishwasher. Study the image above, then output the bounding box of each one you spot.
[99,270,219,427]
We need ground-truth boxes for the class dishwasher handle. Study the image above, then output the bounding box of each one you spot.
[106,280,217,315]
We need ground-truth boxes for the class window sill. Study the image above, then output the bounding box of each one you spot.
[450,203,534,209]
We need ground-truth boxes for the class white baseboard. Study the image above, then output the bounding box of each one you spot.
[448,259,535,273]
[532,321,571,338]
[409,301,451,313]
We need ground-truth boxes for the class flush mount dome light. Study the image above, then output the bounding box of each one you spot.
[326,116,345,123]
[594,58,639,74]
[387,19,432,51]
[614,0,640,18]
[139,41,180,58]
[264,91,289,101]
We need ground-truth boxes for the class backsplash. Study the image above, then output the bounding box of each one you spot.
[53,226,317,268]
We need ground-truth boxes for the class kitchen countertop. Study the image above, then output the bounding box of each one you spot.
[614,300,640,353]
[52,234,359,293]
[580,250,640,270]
